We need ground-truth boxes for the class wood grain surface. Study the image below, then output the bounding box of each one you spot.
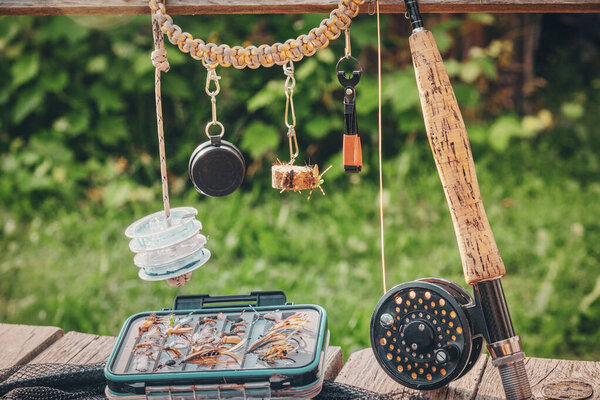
[0,323,64,369]
[477,356,600,399]
[409,29,506,284]
[335,348,489,398]
[324,346,344,381]
[30,331,117,364]
[1,0,600,16]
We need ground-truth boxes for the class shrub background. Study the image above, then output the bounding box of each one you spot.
[1,13,599,360]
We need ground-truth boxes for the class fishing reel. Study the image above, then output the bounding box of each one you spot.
[370,278,485,390]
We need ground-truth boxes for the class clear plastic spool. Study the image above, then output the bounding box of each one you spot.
[138,248,211,281]
[125,206,211,282]
[125,207,200,251]
[134,234,207,268]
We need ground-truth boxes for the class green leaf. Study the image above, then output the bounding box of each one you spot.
[489,115,522,151]
[39,17,89,44]
[305,116,340,139]
[11,53,40,88]
[356,77,379,114]
[384,72,420,113]
[53,111,90,137]
[240,121,280,159]
[86,55,108,74]
[12,87,44,124]
[459,60,481,83]
[444,59,461,77]
[296,58,318,81]
[247,81,282,112]
[469,13,495,25]
[90,83,126,113]
[477,57,497,80]
[561,102,584,120]
[133,52,155,76]
[162,74,194,100]
[95,117,129,146]
[453,83,481,107]
[40,71,68,93]
[102,180,133,208]
[429,28,453,53]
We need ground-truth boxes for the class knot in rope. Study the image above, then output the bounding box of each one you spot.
[151,48,170,72]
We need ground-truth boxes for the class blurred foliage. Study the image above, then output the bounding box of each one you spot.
[0,12,599,360]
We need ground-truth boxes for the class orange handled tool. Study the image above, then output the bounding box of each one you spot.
[337,56,363,173]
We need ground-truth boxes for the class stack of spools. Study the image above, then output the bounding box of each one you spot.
[125,207,211,287]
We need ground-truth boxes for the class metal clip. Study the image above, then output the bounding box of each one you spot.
[203,61,225,139]
[203,61,221,97]
[367,0,376,15]
[283,60,299,164]
[344,28,351,59]
[287,126,299,165]
[283,60,296,130]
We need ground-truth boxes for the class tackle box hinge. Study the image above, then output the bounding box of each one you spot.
[173,291,289,310]
[145,382,272,399]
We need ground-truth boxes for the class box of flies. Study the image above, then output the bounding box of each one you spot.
[105,291,329,399]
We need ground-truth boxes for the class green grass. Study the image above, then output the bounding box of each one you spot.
[1,141,600,360]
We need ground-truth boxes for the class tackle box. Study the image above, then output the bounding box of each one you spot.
[104,291,329,399]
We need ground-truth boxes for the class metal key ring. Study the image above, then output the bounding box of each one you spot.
[205,121,225,138]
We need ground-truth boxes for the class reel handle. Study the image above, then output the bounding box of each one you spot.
[408,30,505,284]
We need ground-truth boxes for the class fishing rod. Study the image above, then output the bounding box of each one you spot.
[370,1,532,399]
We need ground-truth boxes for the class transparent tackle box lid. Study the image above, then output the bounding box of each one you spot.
[105,291,329,399]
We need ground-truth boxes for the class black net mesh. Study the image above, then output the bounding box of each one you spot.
[0,363,106,400]
[0,363,400,400]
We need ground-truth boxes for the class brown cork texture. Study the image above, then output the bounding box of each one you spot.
[272,164,318,191]
[409,29,506,284]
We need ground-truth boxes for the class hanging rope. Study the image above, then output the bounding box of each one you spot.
[151,14,171,221]
[149,0,366,69]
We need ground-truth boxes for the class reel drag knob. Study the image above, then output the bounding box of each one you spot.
[370,280,482,390]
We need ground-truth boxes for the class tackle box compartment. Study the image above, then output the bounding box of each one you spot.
[105,291,328,399]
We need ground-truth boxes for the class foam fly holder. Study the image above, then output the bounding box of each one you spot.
[104,291,329,399]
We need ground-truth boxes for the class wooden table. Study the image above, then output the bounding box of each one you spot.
[1,323,598,399]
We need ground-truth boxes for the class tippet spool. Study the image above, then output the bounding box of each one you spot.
[370,278,483,390]
[188,136,245,197]
[125,207,211,285]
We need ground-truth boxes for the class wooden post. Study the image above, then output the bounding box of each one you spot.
[1,0,600,16]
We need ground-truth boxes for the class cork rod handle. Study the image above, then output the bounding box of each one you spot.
[409,29,505,284]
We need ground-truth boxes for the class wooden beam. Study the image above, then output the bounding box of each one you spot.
[1,0,599,16]
[0,323,64,369]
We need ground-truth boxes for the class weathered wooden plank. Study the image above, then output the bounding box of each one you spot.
[0,324,64,369]
[335,348,489,398]
[30,331,117,365]
[324,346,343,381]
[0,0,599,16]
[476,356,600,399]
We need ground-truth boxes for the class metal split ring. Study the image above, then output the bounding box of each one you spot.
[205,120,225,138]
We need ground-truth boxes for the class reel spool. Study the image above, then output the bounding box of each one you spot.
[370,278,483,390]
[188,136,245,197]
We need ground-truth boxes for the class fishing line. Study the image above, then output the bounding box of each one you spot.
[376,0,387,295]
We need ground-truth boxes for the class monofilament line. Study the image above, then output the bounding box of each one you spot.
[376,0,387,294]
